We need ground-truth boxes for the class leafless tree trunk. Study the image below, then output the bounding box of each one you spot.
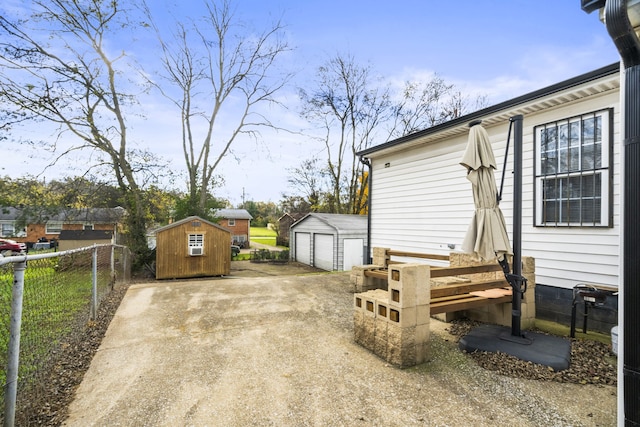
[0,0,155,265]
[299,54,390,214]
[150,0,291,218]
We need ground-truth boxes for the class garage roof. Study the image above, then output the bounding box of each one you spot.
[294,213,367,232]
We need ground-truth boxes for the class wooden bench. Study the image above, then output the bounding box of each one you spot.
[364,262,512,315]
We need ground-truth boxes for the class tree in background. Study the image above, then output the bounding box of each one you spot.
[387,78,488,139]
[298,54,390,214]
[284,158,328,212]
[150,0,292,218]
[241,200,279,228]
[0,0,159,267]
[297,53,487,216]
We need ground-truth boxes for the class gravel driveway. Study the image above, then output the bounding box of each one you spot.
[63,264,616,426]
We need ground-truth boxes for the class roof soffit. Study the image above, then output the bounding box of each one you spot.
[362,72,620,159]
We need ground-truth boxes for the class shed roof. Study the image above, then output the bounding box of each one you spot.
[213,209,253,220]
[293,213,367,233]
[278,212,306,222]
[358,62,620,158]
[154,216,231,234]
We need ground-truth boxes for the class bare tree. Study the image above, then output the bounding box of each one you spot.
[149,0,292,218]
[299,54,390,214]
[388,77,488,139]
[0,0,155,264]
[286,158,327,212]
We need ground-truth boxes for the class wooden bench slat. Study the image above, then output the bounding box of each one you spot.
[430,264,503,278]
[363,269,388,280]
[387,250,450,261]
[431,279,509,298]
[430,294,512,315]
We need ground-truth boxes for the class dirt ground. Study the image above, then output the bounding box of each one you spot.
[59,260,617,426]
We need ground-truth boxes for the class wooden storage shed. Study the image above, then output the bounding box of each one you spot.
[155,216,231,279]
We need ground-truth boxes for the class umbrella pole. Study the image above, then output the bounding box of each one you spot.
[511,114,524,338]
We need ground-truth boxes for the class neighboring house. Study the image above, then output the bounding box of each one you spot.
[214,208,253,248]
[357,63,621,333]
[290,213,368,272]
[58,229,114,251]
[154,216,231,279]
[277,212,306,246]
[0,206,126,247]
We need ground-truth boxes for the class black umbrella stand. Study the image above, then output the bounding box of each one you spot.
[459,115,572,371]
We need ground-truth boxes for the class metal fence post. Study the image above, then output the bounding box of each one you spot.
[91,245,98,320]
[4,260,26,427]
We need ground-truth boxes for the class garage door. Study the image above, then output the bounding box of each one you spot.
[295,233,311,265]
[314,234,334,271]
[343,238,363,271]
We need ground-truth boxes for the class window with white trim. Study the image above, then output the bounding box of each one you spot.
[188,233,204,248]
[188,233,204,256]
[1,223,15,237]
[228,218,235,226]
[534,109,612,227]
[46,221,63,234]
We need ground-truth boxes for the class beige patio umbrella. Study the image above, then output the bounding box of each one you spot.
[460,121,512,262]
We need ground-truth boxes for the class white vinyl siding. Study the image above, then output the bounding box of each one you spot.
[368,86,621,290]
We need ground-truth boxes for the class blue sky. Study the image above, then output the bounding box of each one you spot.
[1,1,620,206]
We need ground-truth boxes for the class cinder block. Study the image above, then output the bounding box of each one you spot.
[372,247,390,267]
[388,264,429,308]
[416,304,430,326]
[415,323,430,345]
[387,324,415,348]
[353,309,364,327]
[387,343,417,368]
[374,337,388,359]
[432,312,462,323]
[414,342,430,365]
[387,306,417,328]
[376,301,389,321]
[374,317,388,340]
[521,256,535,274]
[362,327,375,351]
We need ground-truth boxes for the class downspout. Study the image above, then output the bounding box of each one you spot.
[600,1,640,424]
[360,156,372,263]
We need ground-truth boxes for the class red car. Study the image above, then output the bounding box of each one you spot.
[0,238,26,256]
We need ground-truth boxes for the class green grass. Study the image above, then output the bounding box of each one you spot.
[0,262,98,390]
[251,227,277,246]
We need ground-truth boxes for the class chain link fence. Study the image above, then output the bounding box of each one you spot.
[0,244,131,426]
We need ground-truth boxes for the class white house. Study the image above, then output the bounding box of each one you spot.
[357,63,621,332]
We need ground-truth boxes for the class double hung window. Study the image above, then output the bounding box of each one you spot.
[534,109,612,227]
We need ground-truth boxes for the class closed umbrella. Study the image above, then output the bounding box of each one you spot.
[460,121,512,263]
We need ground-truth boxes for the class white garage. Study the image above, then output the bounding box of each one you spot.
[290,213,368,271]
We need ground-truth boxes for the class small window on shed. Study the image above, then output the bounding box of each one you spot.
[188,233,204,256]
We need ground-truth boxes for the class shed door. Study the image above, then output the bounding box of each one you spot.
[343,238,364,271]
[314,234,334,271]
[295,232,311,265]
